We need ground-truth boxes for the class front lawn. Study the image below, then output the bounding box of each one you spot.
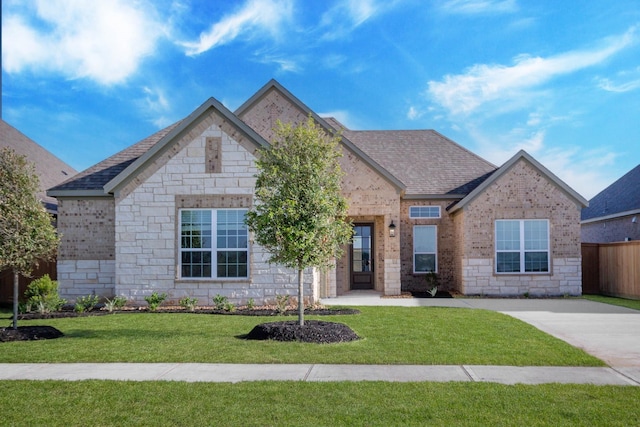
[0,306,602,366]
[583,295,640,311]
[0,380,638,426]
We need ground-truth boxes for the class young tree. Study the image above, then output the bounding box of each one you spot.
[246,117,353,325]
[0,147,59,329]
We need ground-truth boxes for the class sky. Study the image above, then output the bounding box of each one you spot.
[2,0,639,200]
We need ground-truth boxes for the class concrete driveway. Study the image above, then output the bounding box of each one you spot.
[321,293,640,368]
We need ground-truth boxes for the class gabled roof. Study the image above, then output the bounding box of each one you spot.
[326,117,497,196]
[0,119,78,211]
[448,150,588,213]
[48,97,268,197]
[236,79,405,192]
[581,163,640,222]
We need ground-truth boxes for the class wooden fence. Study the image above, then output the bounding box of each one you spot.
[582,241,640,299]
[0,261,57,305]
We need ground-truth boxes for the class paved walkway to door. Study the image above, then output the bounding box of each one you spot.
[321,292,640,368]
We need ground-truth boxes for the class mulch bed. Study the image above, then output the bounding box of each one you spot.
[244,320,360,343]
[0,326,64,342]
[2,307,360,344]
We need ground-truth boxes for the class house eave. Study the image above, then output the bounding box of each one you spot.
[47,189,111,198]
[581,208,640,224]
[403,194,465,200]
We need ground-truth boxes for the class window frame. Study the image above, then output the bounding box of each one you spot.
[179,208,249,280]
[409,205,441,219]
[495,219,550,274]
[413,225,438,274]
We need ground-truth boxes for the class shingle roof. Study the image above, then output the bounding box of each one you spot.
[324,118,497,195]
[581,163,640,221]
[0,119,78,211]
[48,121,181,193]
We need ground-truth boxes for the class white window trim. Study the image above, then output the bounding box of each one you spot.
[409,205,441,219]
[178,208,249,280]
[495,219,550,274]
[413,225,438,274]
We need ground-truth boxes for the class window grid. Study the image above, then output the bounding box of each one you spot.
[495,220,549,274]
[409,206,441,219]
[180,209,248,279]
[413,225,437,273]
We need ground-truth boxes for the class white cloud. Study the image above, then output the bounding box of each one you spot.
[597,67,640,92]
[438,0,517,14]
[428,26,638,116]
[407,106,423,120]
[319,0,391,40]
[1,0,163,85]
[468,124,619,199]
[180,0,293,56]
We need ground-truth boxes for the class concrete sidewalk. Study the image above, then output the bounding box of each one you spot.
[1,363,639,386]
[322,292,640,368]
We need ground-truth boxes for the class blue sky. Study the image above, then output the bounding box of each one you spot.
[2,0,639,199]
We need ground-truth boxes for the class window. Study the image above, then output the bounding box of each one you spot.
[180,209,248,278]
[495,219,549,273]
[410,206,441,218]
[413,225,437,273]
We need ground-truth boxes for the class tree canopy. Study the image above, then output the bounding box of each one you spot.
[0,147,59,328]
[245,117,352,324]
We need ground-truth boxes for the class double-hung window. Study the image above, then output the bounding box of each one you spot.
[495,219,549,273]
[180,209,249,278]
[413,225,437,273]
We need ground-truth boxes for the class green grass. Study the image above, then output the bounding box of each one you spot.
[0,306,602,366]
[0,380,638,426]
[583,295,640,311]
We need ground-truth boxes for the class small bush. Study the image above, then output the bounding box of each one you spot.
[144,292,168,311]
[179,296,198,312]
[104,296,127,312]
[223,302,236,312]
[275,294,290,315]
[24,275,66,313]
[213,294,228,310]
[246,298,255,310]
[74,294,99,313]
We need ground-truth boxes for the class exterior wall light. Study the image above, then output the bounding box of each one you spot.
[389,220,396,237]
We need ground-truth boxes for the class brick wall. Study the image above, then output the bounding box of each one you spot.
[581,214,640,243]
[56,197,116,300]
[399,200,457,292]
[457,159,583,296]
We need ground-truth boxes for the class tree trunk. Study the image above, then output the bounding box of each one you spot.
[12,270,19,329]
[298,268,304,326]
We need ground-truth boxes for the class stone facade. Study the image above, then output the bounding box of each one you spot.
[454,159,583,296]
[111,112,313,306]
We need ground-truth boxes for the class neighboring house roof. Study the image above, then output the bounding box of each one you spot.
[48,96,268,197]
[236,79,406,192]
[581,163,640,222]
[0,119,78,212]
[325,117,497,197]
[448,150,589,213]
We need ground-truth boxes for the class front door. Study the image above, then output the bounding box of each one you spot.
[351,224,374,290]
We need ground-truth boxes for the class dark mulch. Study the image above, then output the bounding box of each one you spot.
[243,320,360,344]
[410,290,453,298]
[0,326,64,342]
